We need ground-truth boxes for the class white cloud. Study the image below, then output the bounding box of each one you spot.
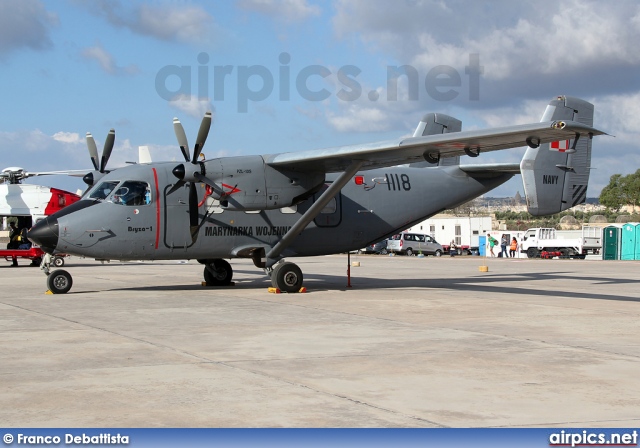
[327,106,391,133]
[169,94,214,119]
[0,0,58,57]
[82,1,216,45]
[52,132,83,145]
[238,0,321,23]
[80,43,139,75]
[332,0,640,82]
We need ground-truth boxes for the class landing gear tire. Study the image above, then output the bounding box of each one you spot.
[527,248,539,258]
[203,259,233,286]
[53,256,65,267]
[272,262,303,293]
[47,269,73,294]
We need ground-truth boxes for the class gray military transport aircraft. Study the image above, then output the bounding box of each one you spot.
[29,95,605,294]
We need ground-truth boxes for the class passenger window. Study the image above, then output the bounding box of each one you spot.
[416,235,425,242]
[110,181,151,206]
[89,181,120,200]
[280,206,297,214]
[320,198,337,214]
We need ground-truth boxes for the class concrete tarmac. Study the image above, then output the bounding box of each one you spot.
[1,255,639,428]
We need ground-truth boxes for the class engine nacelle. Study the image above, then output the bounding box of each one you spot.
[203,156,324,211]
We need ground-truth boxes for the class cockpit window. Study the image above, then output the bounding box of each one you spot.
[110,181,151,206]
[89,181,120,200]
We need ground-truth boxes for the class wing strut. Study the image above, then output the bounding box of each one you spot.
[265,160,364,267]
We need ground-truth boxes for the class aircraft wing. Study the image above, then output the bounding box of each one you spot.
[266,120,605,172]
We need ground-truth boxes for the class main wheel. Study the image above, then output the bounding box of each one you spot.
[47,269,73,294]
[272,262,303,293]
[203,259,233,286]
[527,248,538,258]
[53,256,65,267]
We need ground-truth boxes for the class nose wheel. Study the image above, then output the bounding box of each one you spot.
[47,269,73,294]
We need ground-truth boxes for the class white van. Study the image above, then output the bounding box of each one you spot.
[387,232,443,256]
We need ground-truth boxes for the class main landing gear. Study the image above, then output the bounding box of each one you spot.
[199,258,304,293]
[270,261,303,293]
[200,259,234,286]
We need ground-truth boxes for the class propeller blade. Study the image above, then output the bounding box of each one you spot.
[86,133,100,171]
[173,118,190,162]
[189,182,200,243]
[193,172,223,200]
[192,111,212,163]
[166,180,185,196]
[100,129,115,173]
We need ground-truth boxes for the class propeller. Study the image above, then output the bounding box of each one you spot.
[170,111,222,243]
[83,129,115,186]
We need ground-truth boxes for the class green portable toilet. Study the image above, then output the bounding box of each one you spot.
[603,225,621,260]
[635,224,640,260]
[621,223,637,260]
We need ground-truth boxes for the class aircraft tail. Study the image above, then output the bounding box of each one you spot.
[409,113,461,167]
[521,96,595,216]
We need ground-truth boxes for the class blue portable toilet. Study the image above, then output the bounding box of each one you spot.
[621,223,637,260]
[479,235,486,256]
[602,225,621,260]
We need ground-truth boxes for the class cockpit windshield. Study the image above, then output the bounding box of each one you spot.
[109,181,151,206]
[89,181,120,200]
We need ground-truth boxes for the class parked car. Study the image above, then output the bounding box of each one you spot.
[360,239,388,255]
[387,232,443,256]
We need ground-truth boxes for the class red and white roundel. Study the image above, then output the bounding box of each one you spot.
[134,209,140,215]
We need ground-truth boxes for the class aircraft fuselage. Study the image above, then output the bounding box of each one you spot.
[33,162,512,261]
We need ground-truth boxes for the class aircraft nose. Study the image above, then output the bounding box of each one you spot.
[28,217,59,254]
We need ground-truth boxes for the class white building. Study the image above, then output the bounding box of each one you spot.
[406,215,492,251]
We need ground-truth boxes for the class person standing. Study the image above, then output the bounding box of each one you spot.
[509,237,518,258]
[500,234,508,258]
[7,222,20,266]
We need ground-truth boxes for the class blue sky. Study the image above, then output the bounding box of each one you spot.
[1,0,639,198]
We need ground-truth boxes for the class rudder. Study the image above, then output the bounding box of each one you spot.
[521,96,594,216]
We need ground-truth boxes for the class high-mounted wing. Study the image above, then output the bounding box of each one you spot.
[266,120,605,173]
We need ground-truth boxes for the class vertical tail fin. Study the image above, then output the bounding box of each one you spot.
[521,96,594,215]
[409,113,462,167]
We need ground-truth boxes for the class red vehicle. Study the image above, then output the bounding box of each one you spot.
[1,181,79,267]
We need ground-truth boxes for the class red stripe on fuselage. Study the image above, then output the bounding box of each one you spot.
[152,168,160,249]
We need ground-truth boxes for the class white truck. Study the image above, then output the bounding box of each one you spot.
[519,226,602,259]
